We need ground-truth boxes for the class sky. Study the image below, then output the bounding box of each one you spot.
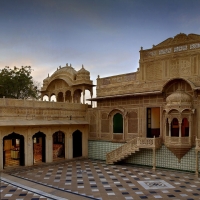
[0,0,200,96]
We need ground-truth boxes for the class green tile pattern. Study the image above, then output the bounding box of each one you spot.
[88,140,123,160]
[88,140,200,172]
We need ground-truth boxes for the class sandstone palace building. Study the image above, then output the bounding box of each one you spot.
[1,33,200,175]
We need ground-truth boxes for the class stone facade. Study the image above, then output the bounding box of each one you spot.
[88,33,200,173]
[0,65,93,170]
[1,33,200,173]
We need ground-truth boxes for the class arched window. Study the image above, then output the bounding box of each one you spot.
[182,118,189,137]
[171,118,179,137]
[113,113,123,133]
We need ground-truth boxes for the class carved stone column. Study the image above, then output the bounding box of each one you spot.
[0,132,3,170]
[71,91,74,103]
[195,150,199,177]
[189,116,192,145]
[68,131,73,159]
[90,90,93,107]
[27,128,33,166]
[169,122,171,137]
[152,147,156,170]
[46,129,53,163]
[83,90,85,104]
[179,121,182,144]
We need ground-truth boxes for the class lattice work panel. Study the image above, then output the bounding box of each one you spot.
[128,119,138,133]
[101,119,109,133]
[89,124,96,132]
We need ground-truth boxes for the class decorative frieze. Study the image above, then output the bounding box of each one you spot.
[101,73,136,86]
[174,45,187,52]
[159,48,171,55]
[190,43,200,49]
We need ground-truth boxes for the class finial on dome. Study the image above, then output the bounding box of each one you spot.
[66,63,68,67]
[48,73,49,77]
[70,63,72,67]
[82,64,84,68]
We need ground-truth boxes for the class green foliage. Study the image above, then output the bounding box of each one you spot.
[0,66,40,99]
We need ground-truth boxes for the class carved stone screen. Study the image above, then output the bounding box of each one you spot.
[128,111,138,133]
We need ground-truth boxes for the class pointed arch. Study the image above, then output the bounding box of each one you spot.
[72,130,82,158]
[3,132,25,168]
[32,132,46,164]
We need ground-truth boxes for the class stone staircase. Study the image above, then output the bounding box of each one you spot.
[106,137,162,165]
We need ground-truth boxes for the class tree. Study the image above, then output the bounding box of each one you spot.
[0,66,40,99]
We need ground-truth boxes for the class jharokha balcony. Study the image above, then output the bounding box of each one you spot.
[165,136,192,147]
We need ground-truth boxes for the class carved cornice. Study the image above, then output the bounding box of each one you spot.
[154,33,200,48]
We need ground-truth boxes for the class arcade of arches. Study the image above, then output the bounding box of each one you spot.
[40,64,94,104]
[1,126,87,169]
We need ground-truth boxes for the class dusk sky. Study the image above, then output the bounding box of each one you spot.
[1,0,200,93]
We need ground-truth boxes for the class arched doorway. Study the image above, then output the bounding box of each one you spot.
[3,132,24,168]
[73,130,82,158]
[57,92,64,102]
[32,132,46,164]
[53,131,65,160]
[113,113,123,133]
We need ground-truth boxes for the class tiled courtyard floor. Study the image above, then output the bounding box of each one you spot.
[1,159,200,200]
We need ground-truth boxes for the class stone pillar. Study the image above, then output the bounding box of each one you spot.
[196,150,199,177]
[179,121,182,144]
[152,147,156,170]
[71,91,74,103]
[83,90,85,104]
[169,123,171,137]
[27,128,33,166]
[90,91,93,107]
[82,126,88,158]
[179,122,182,138]
[0,132,3,170]
[63,91,66,102]
[64,131,68,159]
[67,131,73,159]
[189,117,191,145]
[45,128,53,163]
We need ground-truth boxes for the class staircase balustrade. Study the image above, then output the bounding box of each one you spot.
[106,137,162,164]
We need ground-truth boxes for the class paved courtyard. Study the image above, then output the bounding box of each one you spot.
[1,159,200,200]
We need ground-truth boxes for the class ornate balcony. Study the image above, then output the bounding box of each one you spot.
[164,136,193,162]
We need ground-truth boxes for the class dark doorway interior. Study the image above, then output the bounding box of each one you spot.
[53,131,65,160]
[146,107,160,138]
[171,118,179,137]
[73,130,82,158]
[33,132,46,164]
[3,132,24,168]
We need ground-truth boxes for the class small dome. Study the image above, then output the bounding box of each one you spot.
[77,65,90,75]
[61,66,77,76]
[43,74,50,83]
[166,90,191,105]
[76,65,90,81]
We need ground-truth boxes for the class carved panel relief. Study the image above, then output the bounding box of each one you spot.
[165,80,193,97]
[146,62,162,81]
[89,113,97,138]
[170,60,179,77]
[180,58,191,76]
[101,112,109,133]
[128,111,138,133]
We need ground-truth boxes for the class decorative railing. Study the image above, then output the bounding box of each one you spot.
[165,136,192,146]
[196,138,200,149]
[0,98,88,120]
[137,137,162,148]
[106,137,162,164]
